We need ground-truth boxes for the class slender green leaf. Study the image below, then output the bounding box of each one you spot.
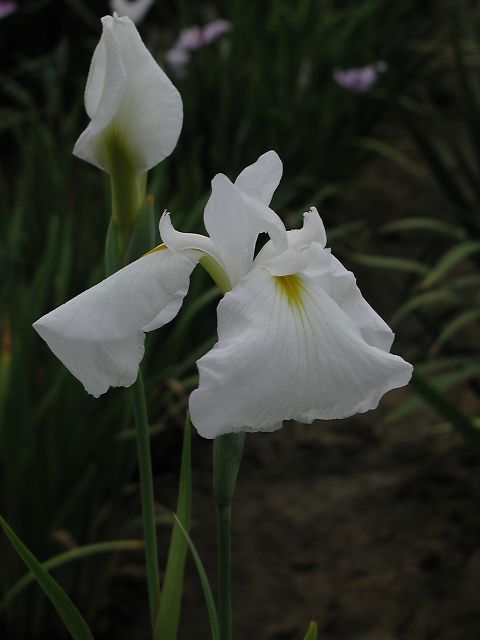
[303,620,319,640]
[125,194,157,264]
[432,308,480,351]
[0,516,94,640]
[348,252,429,275]
[173,514,220,640]
[1,539,143,610]
[420,241,480,288]
[154,416,192,640]
[389,364,480,425]
[418,356,480,374]
[380,217,462,237]
[401,106,473,213]
[390,289,458,325]
[104,217,121,276]
[356,137,424,177]
[409,371,480,445]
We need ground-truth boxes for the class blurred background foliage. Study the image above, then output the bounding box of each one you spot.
[1,0,479,638]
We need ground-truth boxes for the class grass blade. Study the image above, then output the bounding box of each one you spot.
[303,620,318,640]
[154,416,192,640]
[380,217,463,237]
[173,514,220,640]
[432,308,480,351]
[409,371,480,445]
[0,516,94,640]
[1,539,143,610]
[347,252,429,275]
[420,241,480,288]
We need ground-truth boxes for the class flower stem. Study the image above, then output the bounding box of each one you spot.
[131,370,160,629]
[213,432,245,640]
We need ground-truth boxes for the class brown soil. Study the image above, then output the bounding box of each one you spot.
[105,386,480,640]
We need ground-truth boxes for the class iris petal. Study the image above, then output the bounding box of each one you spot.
[189,249,412,438]
[34,248,198,397]
[74,14,182,173]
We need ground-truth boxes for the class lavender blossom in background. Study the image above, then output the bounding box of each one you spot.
[0,1,16,19]
[110,0,154,24]
[334,61,387,93]
[166,19,231,76]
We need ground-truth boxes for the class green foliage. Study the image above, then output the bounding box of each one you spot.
[303,620,319,640]
[0,0,435,637]
[173,514,220,640]
[0,517,94,640]
[155,416,192,640]
[357,7,480,437]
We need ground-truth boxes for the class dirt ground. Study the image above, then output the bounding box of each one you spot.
[104,386,480,640]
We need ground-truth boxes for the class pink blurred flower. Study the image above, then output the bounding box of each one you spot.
[166,19,231,75]
[333,61,387,93]
[177,26,204,50]
[202,19,231,44]
[0,1,16,19]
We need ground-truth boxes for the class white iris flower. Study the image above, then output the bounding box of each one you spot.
[34,151,412,439]
[73,13,182,174]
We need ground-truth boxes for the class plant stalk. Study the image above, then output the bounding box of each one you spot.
[131,371,160,629]
[213,432,245,640]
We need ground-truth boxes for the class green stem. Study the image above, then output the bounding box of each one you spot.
[131,371,160,629]
[213,433,245,640]
[110,170,146,253]
[216,502,232,640]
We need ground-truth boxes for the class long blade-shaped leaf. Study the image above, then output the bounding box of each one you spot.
[432,308,480,351]
[409,371,480,445]
[1,539,143,610]
[0,516,94,640]
[303,620,318,640]
[173,514,220,640]
[347,253,429,275]
[154,416,192,640]
[420,241,480,288]
[388,362,480,422]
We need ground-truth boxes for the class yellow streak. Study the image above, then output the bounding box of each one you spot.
[274,274,305,312]
[143,244,168,257]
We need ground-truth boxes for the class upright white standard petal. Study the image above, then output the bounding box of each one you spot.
[189,245,412,439]
[33,248,198,397]
[234,150,283,205]
[110,0,154,23]
[203,155,287,287]
[73,14,182,173]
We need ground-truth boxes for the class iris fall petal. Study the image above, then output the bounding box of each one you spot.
[189,249,412,438]
[34,248,198,397]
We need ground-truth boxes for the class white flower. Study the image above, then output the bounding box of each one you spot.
[74,14,182,173]
[34,151,412,439]
[110,0,154,24]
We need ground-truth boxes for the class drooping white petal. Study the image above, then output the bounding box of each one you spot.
[189,252,412,438]
[74,14,182,173]
[234,150,283,205]
[33,248,198,397]
[203,172,287,286]
[317,255,395,352]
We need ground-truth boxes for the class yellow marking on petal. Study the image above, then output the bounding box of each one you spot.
[143,243,168,257]
[274,274,306,312]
